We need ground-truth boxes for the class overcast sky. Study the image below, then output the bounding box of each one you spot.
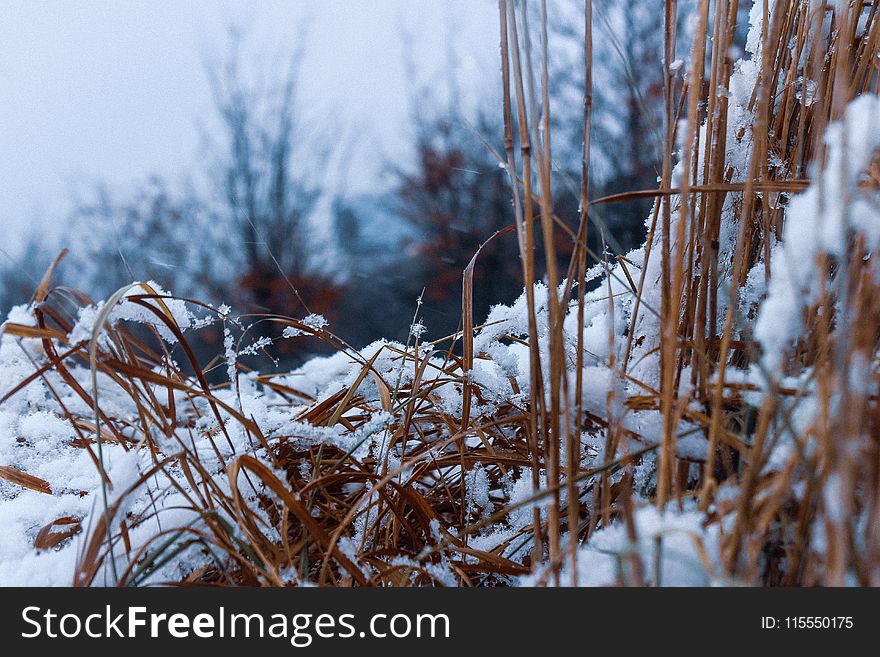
[0,0,499,253]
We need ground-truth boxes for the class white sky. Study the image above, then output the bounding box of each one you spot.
[0,0,499,252]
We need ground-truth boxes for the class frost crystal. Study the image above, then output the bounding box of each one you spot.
[303,314,328,331]
[410,320,427,339]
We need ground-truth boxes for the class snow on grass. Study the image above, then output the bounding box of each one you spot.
[0,1,878,587]
[754,94,880,372]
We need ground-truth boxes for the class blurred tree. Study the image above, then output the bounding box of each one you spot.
[203,32,335,325]
[60,31,341,364]
[549,0,669,254]
[389,110,524,340]
[64,179,217,300]
[1,6,701,360]
[0,236,52,317]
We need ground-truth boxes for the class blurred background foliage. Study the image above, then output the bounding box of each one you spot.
[1,1,711,366]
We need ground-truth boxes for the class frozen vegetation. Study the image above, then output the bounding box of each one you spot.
[1,0,879,586]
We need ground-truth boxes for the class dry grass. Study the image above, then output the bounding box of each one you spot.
[2,0,880,586]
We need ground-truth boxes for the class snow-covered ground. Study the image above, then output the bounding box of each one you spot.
[1,4,878,586]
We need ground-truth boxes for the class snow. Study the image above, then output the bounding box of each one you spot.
[302,314,328,331]
[0,0,877,587]
[409,320,427,339]
[3,303,36,328]
[521,504,719,587]
[466,462,491,519]
[794,76,818,106]
[754,94,880,372]
[68,281,198,346]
